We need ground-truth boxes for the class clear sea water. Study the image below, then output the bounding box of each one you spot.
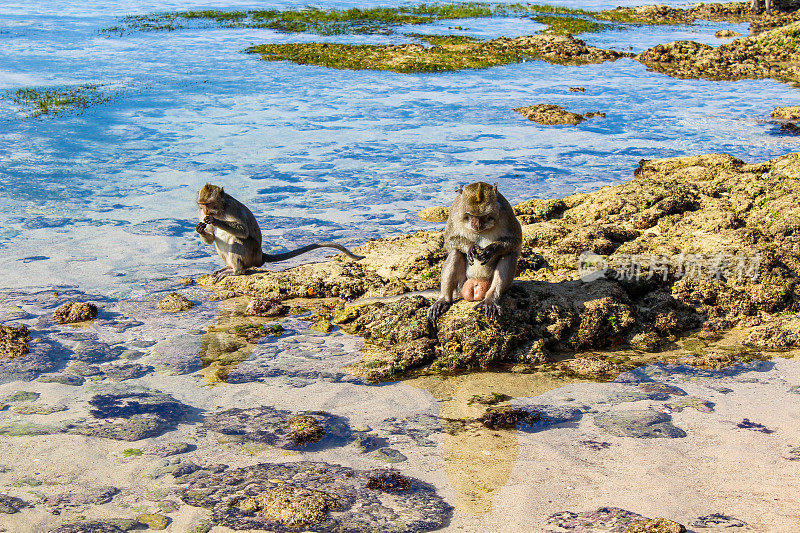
[0,0,797,295]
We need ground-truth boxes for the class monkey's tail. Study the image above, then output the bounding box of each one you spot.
[261,242,365,264]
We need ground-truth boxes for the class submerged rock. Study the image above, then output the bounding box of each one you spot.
[179,461,452,532]
[157,293,194,313]
[68,391,189,441]
[479,405,582,431]
[203,406,351,449]
[144,441,194,457]
[246,296,287,317]
[548,506,685,532]
[51,523,126,533]
[626,517,686,533]
[714,29,742,38]
[147,333,203,375]
[593,410,686,438]
[515,104,605,125]
[53,302,98,324]
[0,494,29,513]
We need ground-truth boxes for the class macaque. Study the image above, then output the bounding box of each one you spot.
[428,182,522,323]
[195,184,363,282]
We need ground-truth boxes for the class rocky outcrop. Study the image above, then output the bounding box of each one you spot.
[514,104,606,125]
[53,301,98,323]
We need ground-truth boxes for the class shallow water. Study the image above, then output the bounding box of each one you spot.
[1,1,800,531]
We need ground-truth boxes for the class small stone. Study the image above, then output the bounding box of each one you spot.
[569,86,586,92]
[54,302,98,324]
[287,414,326,446]
[157,293,194,313]
[467,392,512,405]
[246,296,287,317]
[515,104,586,125]
[137,513,170,530]
[714,29,741,39]
[370,447,407,463]
[366,471,412,492]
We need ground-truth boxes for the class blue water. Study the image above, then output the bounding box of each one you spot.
[0,0,799,294]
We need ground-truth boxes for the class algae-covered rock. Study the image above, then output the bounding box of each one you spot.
[744,315,800,348]
[418,205,449,222]
[626,517,686,533]
[13,404,67,415]
[136,513,170,530]
[479,405,582,431]
[179,461,452,532]
[144,441,193,457]
[772,106,800,120]
[4,390,39,402]
[714,29,742,38]
[68,391,189,441]
[203,406,350,449]
[51,522,126,533]
[594,410,686,438]
[157,293,194,313]
[0,324,30,359]
[637,22,800,84]
[53,302,98,324]
[310,319,333,333]
[246,296,288,317]
[515,104,601,125]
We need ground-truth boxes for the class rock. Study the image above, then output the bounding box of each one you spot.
[100,362,151,381]
[3,390,39,402]
[548,507,649,531]
[418,205,450,222]
[479,405,582,431]
[569,86,586,92]
[309,319,333,333]
[157,293,194,313]
[515,104,586,125]
[147,334,203,375]
[746,315,800,348]
[772,105,800,120]
[714,29,741,38]
[144,442,194,457]
[0,494,29,513]
[136,513,170,530]
[178,461,452,532]
[560,353,626,380]
[246,296,287,317]
[638,382,686,396]
[783,446,800,460]
[594,410,686,438]
[467,392,512,405]
[626,517,686,533]
[690,513,747,528]
[67,391,189,441]
[13,404,67,415]
[44,486,120,511]
[0,324,30,359]
[203,407,351,449]
[53,302,98,324]
[369,447,407,463]
[37,373,85,386]
[178,277,194,285]
[665,396,714,413]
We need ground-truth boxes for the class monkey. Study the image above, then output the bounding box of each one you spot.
[428,181,522,323]
[195,184,364,283]
[750,0,771,14]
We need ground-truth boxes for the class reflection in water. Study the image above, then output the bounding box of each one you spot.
[199,296,280,385]
[408,370,571,515]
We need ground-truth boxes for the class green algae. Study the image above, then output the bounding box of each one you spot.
[8,85,113,118]
[122,448,143,457]
[533,14,606,35]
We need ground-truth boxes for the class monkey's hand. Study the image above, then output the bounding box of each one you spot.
[203,215,214,225]
[428,298,452,325]
[195,221,208,234]
[466,245,480,265]
[476,299,501,321]
[474,243,500,263]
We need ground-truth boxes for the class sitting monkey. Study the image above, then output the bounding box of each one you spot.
[428,182,522,323]
[196,184,363,282]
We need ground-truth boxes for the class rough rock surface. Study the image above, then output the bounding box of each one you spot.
[548,506,686,532]
[772,105,800,119]
[203,406,351,449]
[714,29,742,38]
[0,494,29,513]
[514,104,594,125]
[593,410,686,438]
[0,324,29,359]
[53,302,98,324]
[178,461,452,532]
[67,391,189,441]
[157,293,195,313]
[637,22,800,84]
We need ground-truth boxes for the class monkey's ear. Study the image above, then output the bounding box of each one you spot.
[219,187,225,195]
[455,185,464,195]
[493,182,499,193]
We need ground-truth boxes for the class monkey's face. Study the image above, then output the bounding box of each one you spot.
[465,213,495,233]
[198,200,221,217]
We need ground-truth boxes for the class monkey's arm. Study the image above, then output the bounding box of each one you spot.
[477,253,518,320]
[428,250,466,324]
[445,234,475,254]
[206,217,249,240]
[196,222,215,244]
[473,236,522,262]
